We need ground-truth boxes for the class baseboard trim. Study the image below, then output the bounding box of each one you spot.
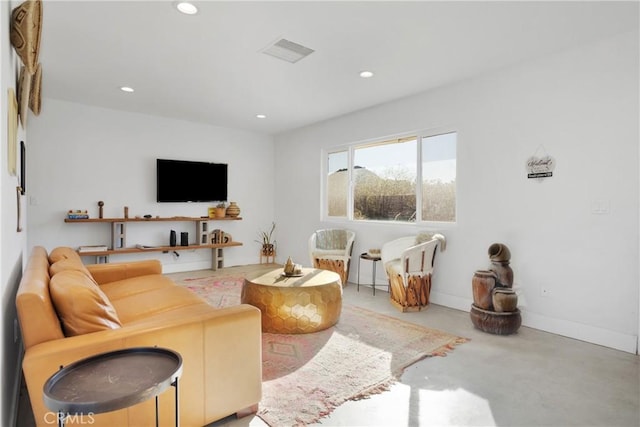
[163,261,212,274]
[430,290,471,312]
[430,291,637,354]
[520,310,637,354]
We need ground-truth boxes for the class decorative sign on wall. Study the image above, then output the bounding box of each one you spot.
[527,146,555,179]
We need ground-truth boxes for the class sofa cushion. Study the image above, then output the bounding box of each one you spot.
[50,270,122,336]
[49,258,92,278]
[87,260,163,285]
[123,302,214,328]
[49,246,82,264]
[111,286,207,324]
[100,274,175,301]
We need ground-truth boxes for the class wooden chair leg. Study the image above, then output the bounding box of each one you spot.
[314,258,347,286]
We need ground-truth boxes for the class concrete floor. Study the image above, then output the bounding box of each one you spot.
[18,267,639,427]
[210,274,639,427]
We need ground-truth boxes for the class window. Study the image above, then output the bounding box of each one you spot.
[327,150,348,217]
[421,132,456,222]
[353,137,417,221]
[324,131,456,223]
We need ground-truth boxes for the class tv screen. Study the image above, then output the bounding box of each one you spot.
[157,159,228,203]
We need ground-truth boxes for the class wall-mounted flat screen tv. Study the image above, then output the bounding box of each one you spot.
[157,159,228,202]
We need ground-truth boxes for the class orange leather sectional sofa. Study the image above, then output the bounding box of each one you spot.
[16,246,262,426]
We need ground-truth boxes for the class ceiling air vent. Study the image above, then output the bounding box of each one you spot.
[261,38,315,64]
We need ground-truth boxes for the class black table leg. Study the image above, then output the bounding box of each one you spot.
[372,260,377,295]
[173,377,179,427]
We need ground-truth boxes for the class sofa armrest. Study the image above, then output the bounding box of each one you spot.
[22,304,262,427]
[86,259,162,284]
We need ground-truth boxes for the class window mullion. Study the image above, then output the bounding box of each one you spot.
[416,135,423,222]
[348,146,354,220]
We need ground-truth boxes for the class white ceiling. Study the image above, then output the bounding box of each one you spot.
[37,1,639,135]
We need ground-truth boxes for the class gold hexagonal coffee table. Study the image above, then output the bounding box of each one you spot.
[241,268,342,334]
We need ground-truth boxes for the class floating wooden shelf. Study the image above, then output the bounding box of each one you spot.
[65,215,242,270]
[77,242,242,257]
[65,216,242,223]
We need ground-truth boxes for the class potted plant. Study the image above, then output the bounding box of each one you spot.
[256,222,276,256]
[215,202,226,218]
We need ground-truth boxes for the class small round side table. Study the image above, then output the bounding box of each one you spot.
[357,252,383,295]
[43,347,182,427]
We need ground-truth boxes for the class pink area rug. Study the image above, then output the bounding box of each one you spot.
[180,274,468,426]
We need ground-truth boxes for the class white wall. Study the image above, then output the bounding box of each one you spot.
[273,30,639,353]
[1,0,29,424]
[27,100,276,272]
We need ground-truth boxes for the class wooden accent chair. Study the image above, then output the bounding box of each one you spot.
[381,233,445,312]
[308,229,355,286]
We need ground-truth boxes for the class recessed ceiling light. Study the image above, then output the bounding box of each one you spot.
[359,71,374,78]
[120,86,134,93]
[176,2,198,15]
[256,114,267,119]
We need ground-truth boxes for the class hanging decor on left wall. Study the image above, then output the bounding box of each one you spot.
[20,141,26,195]
[10,0,44,124]
[17,65,31,129]
[16,186,23,232]
[10,0,42,75]
[29,63,42,116]
[7,88,18,176]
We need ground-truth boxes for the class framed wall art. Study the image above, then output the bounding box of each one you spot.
[20,141,26,194]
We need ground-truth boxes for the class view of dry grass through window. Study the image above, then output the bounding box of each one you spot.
[327,132,456,222]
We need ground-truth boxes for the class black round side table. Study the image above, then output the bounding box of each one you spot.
[43,347,182,427]
[357,252,383,295]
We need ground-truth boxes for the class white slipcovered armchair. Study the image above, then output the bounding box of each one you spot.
[308,229,356,286]
[381,232,446,312]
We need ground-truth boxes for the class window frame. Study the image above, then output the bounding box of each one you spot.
[322,127,457,226]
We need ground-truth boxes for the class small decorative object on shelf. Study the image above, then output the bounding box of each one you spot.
[210,229,231,244]
[67,209,89,219]
[226,202,241,218]
[215,202,226,218]
[98,201,104,219]
[124,206,129,219]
